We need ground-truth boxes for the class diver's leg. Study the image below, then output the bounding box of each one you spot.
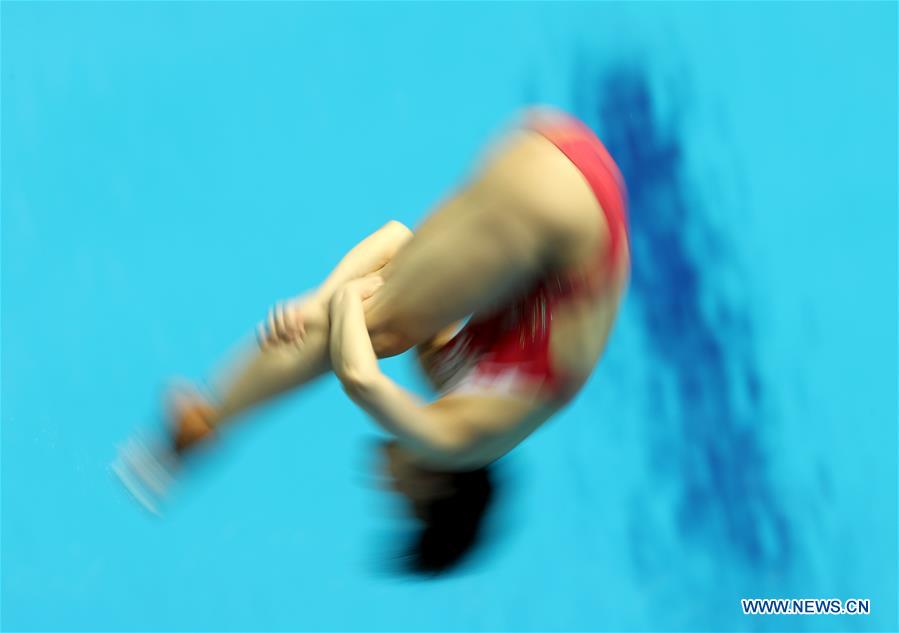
[208,331,332,425]
[178,117,601,431]
[113,326,340,514]
[171,280,398,452]
[364,127,602,353]
[170,122,600,447]
[166,219,416,452]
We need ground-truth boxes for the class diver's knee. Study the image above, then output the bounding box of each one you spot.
[371,327,417,358]
[364,296,428,357]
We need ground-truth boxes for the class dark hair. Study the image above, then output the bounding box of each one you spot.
[401,465,496,575]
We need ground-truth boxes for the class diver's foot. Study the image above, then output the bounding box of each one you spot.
[112,432,178,516]
[111,384,218,516]
[166,385,219,455]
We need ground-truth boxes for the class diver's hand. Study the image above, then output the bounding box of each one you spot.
[329,275,384,388]
[257,292,328,351]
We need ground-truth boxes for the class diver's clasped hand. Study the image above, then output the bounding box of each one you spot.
[257,291,328,351]
[330,274,384,308]
[329,275,384,395]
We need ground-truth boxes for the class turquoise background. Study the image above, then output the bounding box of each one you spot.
[2,2,896,631]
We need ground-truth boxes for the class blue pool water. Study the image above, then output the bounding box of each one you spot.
[2,3,896,631]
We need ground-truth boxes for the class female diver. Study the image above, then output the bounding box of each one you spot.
[115,107,630,573]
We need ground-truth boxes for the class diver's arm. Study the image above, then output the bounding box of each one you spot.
[328,278,484,468]
[260,220,412,348]
[350,375,474,468]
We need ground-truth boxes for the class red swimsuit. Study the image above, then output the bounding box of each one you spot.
[426,109,630,403]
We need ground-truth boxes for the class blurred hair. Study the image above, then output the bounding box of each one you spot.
[401,464,496,575]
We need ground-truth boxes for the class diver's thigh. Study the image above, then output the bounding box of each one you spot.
[364,189,545,344]
[364,128,594,345]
